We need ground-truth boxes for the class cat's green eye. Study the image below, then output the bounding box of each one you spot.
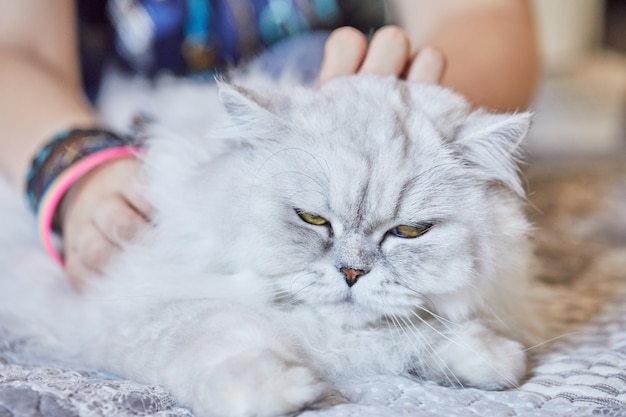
[296,210,329,226]
[390,223,433,239]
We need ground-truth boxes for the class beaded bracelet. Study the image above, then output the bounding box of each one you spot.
[26,128,142,265]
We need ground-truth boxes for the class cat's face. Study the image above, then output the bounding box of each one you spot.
[218,76,530,324]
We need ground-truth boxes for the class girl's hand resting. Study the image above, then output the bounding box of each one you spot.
[60,157,153,291]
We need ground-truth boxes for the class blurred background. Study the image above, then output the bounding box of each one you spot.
[527,0,626,161]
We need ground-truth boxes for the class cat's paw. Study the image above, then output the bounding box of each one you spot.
[431,323,526,390]
[192,348,328,417]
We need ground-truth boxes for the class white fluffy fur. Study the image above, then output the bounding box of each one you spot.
[0,73,541,417]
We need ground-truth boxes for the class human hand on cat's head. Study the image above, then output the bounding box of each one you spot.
[59,158,153,292]
[317,25,446,85]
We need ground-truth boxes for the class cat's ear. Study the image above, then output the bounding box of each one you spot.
[219,82,273,121]
[217,82,287,139]
[455,109,532,197]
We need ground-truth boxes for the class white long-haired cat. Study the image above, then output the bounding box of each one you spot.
[0,73,539,417]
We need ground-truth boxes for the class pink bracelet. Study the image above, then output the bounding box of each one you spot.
[37,146,142,266]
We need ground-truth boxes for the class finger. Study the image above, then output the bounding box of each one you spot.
[317,27,367,85]
[73,224,119,271]
[93,196,150,244]
[61,196,117,276]
[64,247,100,292]
[118,158,155,220]
[122,187,155,222]
[406,46,446,84]
[359,26,410,76]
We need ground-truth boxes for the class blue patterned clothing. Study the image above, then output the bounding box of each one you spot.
[78,0,387,100]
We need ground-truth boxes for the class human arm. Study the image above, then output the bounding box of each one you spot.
[0,0,96,186]
[0,0,152,289]
[391,0,539,111]
[318,0,539,112]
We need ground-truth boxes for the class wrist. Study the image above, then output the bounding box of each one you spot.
[26,128,143,265]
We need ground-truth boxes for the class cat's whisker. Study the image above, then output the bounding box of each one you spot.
[286,271,317,294]
[270,170,326,189]
[382,315,408,361]
[382,315,401,340]
[379,295,461,388]
[522,331,586,352]
[416,303,459,328]
[274,284,315,306]
[394,311,463,388]
[480,304,518,334]
[288,282,315,298]
[279,147,331,185]
[393,284,459,328]
[410,311,520,389]
[389,314,459,388]
[386,311,423,364]
[279,185,327,204]
[386,310,414,346]
[252,147,330,189]
[412,305,461,337]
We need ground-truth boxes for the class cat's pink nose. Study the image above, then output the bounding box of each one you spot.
[340,268,369,287]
